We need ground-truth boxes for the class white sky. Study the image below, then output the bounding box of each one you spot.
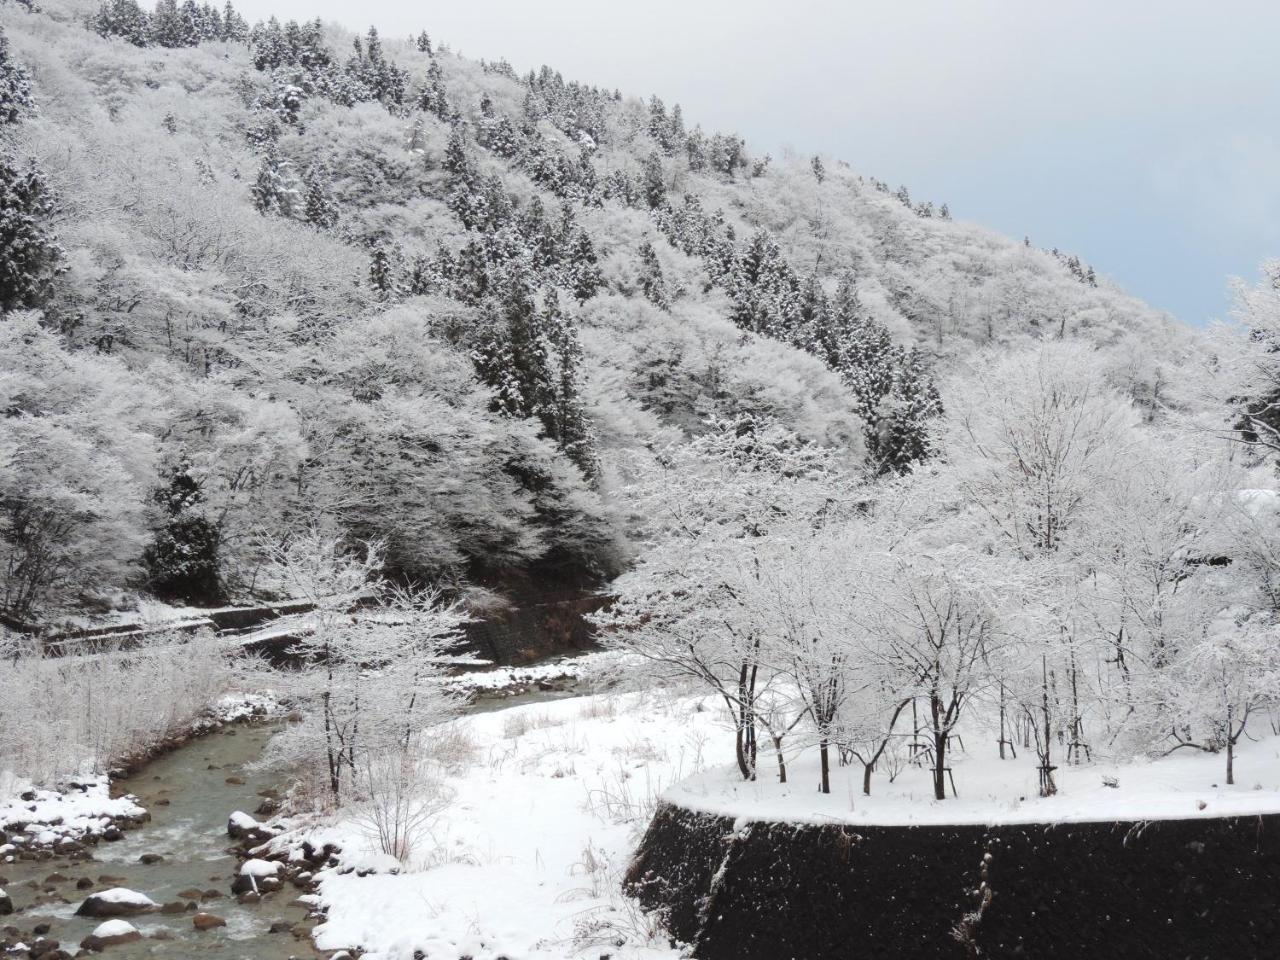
[237,0,1280,324]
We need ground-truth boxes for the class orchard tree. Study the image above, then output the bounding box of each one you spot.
[873,549,1005,801]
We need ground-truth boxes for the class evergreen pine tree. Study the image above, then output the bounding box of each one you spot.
[415,30,431,54]
[811,154,825,183]
[221,2,248,42]
[642,151,665,208]
[89,0,150,46]
[369,245,396,298]
[0,153,65,313]
[302,162,339,228]
[543,289,599,481]
[142,459,224,605]
[637,239,669,310]
[250,148,301,218]
[567,231,603,303]
[0,27,36,125]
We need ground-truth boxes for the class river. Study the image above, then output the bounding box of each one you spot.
[0,686,586,957]
[1,723,311,959]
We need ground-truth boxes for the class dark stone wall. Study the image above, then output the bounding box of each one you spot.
[627,801,1280,960]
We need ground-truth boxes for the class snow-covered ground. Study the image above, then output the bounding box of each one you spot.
[0,775,145,859]
[671,729,1280,827]
[288,691,1280,960]
[444,649,631,696]
[297,690,725,960]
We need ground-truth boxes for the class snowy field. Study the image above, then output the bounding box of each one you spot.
[293,691,1280,960]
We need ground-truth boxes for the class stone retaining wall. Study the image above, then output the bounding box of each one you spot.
[625,801,1280,960]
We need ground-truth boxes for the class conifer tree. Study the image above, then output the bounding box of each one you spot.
[811,154,825,183]
[250,148,302,218]
[415,30,431,54]
[637,240,669,310]
[0,27,35,125]
[0,153,65,313]
[143,459,224,605]
[542,289,599,480]
[369,245,396,298]
[148,0,197,47]
[302,162,339,228]
[221,2,247,41]
[642,151,665,208]
[567,231,603,303]
[89,0,150,46]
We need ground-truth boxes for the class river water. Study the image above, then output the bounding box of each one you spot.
[1,723,312,959]
[1,686,584,958]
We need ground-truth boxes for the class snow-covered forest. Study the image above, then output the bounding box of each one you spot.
[2,0,1279,956]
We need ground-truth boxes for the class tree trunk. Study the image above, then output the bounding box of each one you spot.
[819,739,831,794]
[772,734,787,784]
[862,762,873,796]
[932,727,947,801]
[1227,705,1235,786]
[734,721,750,780]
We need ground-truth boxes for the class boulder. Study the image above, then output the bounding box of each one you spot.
[192,912,226,931]
[75,888,157,918]
[0,887,11,916]
[88,920,141,947]
[226,811,260,840]
[26,936,61,956]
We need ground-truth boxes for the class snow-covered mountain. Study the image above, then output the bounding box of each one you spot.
[0,0,1200,622]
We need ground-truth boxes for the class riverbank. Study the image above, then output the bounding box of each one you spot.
[0,693,281,863]
[0,720,318,959]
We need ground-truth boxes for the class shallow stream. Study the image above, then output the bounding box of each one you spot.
[1,723,312,959]
[1,680,592,957]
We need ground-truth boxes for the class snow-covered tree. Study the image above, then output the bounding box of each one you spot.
[0,153,64,313]
[0,27,35,125]
[260,531,468,806]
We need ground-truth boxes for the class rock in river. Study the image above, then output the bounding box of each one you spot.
[75,887,157,917]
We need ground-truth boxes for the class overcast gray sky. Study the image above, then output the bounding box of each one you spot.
[239,0,1280,325]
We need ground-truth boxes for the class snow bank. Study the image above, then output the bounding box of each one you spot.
[0,775,146,853]
[299,691,703,960]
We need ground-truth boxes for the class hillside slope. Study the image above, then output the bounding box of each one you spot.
[0,0,1199,624]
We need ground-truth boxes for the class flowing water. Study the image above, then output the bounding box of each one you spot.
[1,723,313,959]
[1,684,591,957]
